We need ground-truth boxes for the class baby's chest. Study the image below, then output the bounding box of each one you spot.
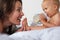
[48,18,59,25]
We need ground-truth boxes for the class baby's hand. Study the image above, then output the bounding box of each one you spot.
[39,14,47,22]
[16,18,28,32]
[22,18,28,31]
[22,18,31,31]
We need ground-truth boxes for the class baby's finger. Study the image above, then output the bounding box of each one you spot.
[22,18,27,31]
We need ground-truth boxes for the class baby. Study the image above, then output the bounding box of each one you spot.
[40,0,60,27]
[21,0,60,31]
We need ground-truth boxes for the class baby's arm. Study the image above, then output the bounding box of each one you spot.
[41,20,56,28]
[28,26,46,30]
[39,14,56,28]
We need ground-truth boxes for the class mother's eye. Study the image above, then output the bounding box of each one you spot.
[17,7,22,12]
[17,9,21,12]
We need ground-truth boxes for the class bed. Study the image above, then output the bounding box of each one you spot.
[9,27,60,40]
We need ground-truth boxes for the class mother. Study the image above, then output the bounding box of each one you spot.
[0,0,24,39]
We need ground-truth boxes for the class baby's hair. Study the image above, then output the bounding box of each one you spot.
[43,0,59,7]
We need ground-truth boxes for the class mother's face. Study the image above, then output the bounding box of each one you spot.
[9,1,24,25]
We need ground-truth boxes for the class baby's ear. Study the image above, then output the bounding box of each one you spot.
[54,5,58,10]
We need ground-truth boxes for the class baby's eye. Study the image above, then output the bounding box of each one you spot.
[45,8,47,10]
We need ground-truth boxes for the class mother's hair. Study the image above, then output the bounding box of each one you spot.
[0,0,22,22]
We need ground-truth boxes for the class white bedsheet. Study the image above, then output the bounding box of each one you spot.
[9,27,60,40]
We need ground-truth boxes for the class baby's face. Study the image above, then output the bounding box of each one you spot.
[42,1,57,17]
